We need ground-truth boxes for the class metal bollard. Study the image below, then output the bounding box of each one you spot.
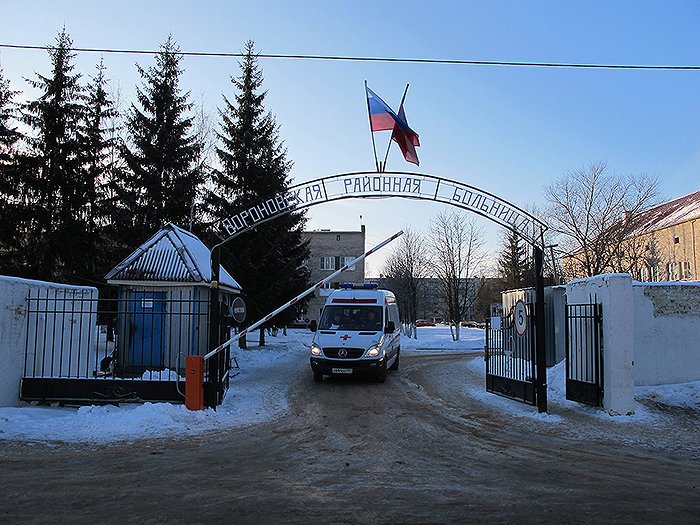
[185,355,204,410]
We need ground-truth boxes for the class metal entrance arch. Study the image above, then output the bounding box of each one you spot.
[209,170,549,412]
[218,171,546,247]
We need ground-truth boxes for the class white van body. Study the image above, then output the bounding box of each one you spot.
[309,286,400,382]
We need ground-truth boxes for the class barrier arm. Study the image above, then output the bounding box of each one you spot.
[203,229,404,362]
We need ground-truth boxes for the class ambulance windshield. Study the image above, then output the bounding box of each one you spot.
[318,306,383,331]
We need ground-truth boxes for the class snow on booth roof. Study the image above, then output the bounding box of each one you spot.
[105,223,242,291]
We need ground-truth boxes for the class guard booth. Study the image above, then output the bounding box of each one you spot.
[106,223,243,377]
[19,224,243,404]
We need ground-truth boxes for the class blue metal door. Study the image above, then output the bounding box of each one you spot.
[128,292,166,369]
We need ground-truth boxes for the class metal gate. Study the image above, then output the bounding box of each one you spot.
[565,301,603,407]
[485,303,537,405]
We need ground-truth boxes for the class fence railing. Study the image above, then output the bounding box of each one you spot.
[204,345,230,408]
[565,301,603,406]
[23,288,211,384]
[485,302,537,405]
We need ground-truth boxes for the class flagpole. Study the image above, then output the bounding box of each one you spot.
[364,80,380,172]
[381,83,410,172]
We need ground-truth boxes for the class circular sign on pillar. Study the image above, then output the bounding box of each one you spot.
[514,300,528,337]
[232,297,247,324]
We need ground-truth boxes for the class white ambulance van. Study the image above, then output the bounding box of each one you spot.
[309,284,400,383]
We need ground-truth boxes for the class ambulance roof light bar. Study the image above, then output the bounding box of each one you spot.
[339,283,379,290]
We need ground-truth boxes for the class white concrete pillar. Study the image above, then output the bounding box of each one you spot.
[0,278,33,407]
[566,274,635,415]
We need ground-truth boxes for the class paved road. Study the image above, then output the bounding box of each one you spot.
[1,353,698,523]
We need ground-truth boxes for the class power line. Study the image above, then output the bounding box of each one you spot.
[1,43,699,71]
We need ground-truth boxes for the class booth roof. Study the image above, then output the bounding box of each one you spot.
[105,224,242,291]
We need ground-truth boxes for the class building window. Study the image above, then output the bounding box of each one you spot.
[667,262,677,281]
[648,265,659,282]
[320,257,335,270]
[680,261,692,280]
[674,236,680,244]
[341,256,356,271]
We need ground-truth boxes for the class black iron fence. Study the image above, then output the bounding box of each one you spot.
[565,301,603,407]
[485,302,537,405]
[20,287,228,405]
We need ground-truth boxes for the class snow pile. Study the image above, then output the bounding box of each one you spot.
[637,380,700,409]
[465,356,563,423]
[140,369,184,381]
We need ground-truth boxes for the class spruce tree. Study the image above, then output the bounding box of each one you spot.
[205,40,310,344]
[21,28,86,281]
[498,229,533,290]
[120,35,203,239]
[81,58,118,280]
[0,63,22,272]
[0,64,18,150]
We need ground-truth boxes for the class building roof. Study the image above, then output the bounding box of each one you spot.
[105,224,242,292]
[635,190,700,235]
[303,228,365,235]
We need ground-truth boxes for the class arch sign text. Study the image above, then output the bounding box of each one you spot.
[218,171,546,247]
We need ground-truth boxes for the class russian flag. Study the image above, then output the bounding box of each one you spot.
[366,86,400,131]
[392,103,420,165]
[366,84,421,165]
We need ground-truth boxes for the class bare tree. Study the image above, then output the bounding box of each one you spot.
[428,211,486,341]
[642,233,664,281]
[380,227,430,338]
[544,162,659,279]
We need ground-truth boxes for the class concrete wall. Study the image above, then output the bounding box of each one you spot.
[0,276,98,407]
[632,282,700,386]
[565,275,700,414]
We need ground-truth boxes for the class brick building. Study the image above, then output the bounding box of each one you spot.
[563,190,699,281]
[301,226,366,322]
[632,190,699,281]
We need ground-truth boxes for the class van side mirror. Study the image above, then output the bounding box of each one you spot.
[385,320,395,334]
[309,319,317,332]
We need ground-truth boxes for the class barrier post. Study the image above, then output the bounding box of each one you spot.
[185,355,204,411]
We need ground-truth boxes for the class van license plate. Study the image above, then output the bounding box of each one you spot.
[332,368,352,374]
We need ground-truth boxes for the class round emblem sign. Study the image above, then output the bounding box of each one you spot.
[232,297,247,324]
[514,300,528,337]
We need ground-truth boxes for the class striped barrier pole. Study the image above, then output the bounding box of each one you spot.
[203,229,404,361]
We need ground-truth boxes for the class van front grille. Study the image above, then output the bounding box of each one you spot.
[322,347,365,359]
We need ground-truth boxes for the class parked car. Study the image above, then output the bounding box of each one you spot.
[415,319,436,327]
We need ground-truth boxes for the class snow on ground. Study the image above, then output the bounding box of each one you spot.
[401,325,484,354]
[0,331,310,443]
[0,325,698,444]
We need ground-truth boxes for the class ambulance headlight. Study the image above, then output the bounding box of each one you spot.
[366,345,381,358]
[310,343,322,356]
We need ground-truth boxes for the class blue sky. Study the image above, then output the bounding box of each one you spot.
[2,1,699,275]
